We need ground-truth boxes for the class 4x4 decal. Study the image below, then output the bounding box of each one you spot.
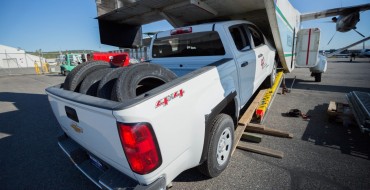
[155,89,185,108]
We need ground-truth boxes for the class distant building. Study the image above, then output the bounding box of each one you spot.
[0,44,45,68]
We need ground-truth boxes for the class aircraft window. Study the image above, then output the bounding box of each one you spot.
[248,25,264,47]
[229,25,251,51]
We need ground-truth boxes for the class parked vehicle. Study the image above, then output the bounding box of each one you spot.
[60,53,82,76]
[61,52,131,76]
[84,52,131,67]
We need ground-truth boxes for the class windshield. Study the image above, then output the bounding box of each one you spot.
[152,31,225,58]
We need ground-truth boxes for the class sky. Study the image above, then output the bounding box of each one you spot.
[0,0,369,52]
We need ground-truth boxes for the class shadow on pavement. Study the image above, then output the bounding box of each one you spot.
[284,78,370,93]
[301,103,370,160]
[173,167,210,183]
[0,92,97,189]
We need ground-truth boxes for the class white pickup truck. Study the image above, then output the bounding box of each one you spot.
[46,20,278,189]
[47,0,327,188]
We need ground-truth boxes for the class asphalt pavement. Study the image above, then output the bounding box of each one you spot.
[0,60,369,190]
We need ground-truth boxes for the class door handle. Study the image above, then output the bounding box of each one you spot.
[241,61,249,67]
[258,54,263,58]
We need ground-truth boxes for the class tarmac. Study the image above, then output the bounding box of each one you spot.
[0,59,369,189]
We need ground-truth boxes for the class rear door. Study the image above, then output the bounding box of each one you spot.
[245,24,271,89]
[228,24,256,106]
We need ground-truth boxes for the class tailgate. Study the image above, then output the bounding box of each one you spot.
[45,85,135,179]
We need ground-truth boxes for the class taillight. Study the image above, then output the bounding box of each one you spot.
[170,27,192,35]
[117,122,162,175]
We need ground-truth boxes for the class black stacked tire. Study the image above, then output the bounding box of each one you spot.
[63,61,110,92]
[79,68,114,96]
[113,63,177,102]
[97,67,131,100]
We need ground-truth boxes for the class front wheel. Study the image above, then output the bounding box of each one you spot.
[264,61,277,88]
[198,114,234,178]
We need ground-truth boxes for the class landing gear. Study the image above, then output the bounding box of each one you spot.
[311,72,322,82]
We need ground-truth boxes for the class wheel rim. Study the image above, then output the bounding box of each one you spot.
[216,128,232,166]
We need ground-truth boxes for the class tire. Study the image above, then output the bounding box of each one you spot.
[198,114,234,178]
[113,63,177,102]
[63,61,110,92]
[79,68,114,96]
[97,67,130,100]
[314,73,322,82]
[264,60,277,88]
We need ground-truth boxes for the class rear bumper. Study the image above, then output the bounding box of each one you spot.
[58,134,166,190]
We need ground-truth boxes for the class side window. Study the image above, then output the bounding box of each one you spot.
[247,25,264,47]
[229,25,251,51]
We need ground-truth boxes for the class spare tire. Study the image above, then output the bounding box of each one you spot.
[97,67,130,100]
[63,61,110,92]
[79,68,114,96]
[113,63,177,102]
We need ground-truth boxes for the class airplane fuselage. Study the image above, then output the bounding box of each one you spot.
[336,12,360,32]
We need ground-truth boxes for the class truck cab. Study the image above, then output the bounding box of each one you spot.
[151,20,276,108]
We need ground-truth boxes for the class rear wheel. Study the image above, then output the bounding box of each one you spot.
[315,74,321,82]
[198,114,234,178]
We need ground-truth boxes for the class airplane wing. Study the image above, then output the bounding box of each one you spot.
[301,3,370,21]
[326,36,370,58]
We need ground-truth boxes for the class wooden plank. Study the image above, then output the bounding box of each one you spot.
[246,124,293,138]
[247,123,266,130]
[328,101,337,112]
[232,90,266,156]
[327,101,338,116]
[237,141,284,158]
[241,132,262,143]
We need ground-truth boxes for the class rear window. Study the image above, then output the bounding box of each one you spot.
[152,31,225,58]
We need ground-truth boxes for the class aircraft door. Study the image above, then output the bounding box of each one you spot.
[295,28,321,67]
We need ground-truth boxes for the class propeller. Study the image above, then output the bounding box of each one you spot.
[327,31,337,45]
